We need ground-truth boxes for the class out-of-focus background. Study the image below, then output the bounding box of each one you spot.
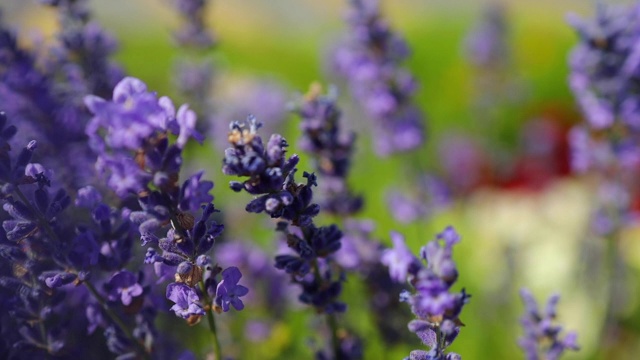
[4,0,640,359]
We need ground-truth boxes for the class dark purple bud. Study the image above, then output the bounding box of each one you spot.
[229,181,244,192]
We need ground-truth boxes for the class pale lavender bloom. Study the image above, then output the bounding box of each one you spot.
[567,3,640,234]
[392,226,469,359]
[172,0,215,48]
[85,77,167,151]
[96,156,151,197]
[174,104,205,148]
[25,163,54,180]
[518,289,579,360]
[464,4,508,69]
[381,232,417,283]
[333,0,425,156]
[166,283,206,319]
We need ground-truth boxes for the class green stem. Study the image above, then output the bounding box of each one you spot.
[598,166,628,354]
[599,228,624,352]
[199,280,222,360]
[312,260,341,358]
[327,313,341,357]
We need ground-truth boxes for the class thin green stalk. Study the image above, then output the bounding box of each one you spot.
[327,313,341,357]
[199,280,222,360]
[597,167,628,354]
[312,260,341,359]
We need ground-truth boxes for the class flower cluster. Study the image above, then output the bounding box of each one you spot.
[568,3,640,235]
[0,3,122,188]
[518,289,579,360]
[223,117,345,314]
[0,112,160,359]
[85,77,247,325]
[382,227,469,360]
[0,0,595,358]
[291,83,362,216]
[171,0,215,48]
[464,4,509,70]
[333,0,425,156]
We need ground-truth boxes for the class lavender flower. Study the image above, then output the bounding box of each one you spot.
[333,0,425,156]
[292,83,362,216]
[0,112,157,358]
[224,116,349,360]
[0,5,121,188]
[518,289,579,360]
[169,0,215,136]
[383,226,469,360]
[215,266,249,312]
[464,4,509,70]
[567,3,640,234]
[85,76,247,351]
[171,0,215,48]
[105,270,144,306]
[381,232,418,283]
[215,240,293,314]
[166,282,206,320]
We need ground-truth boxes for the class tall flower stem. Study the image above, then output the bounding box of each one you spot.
[599,228,625,354]
[327,313,340,357]
[312,260,340,358]
[199,280,222,360]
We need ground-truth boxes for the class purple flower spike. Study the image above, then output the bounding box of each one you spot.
[381,231,416,283]
[518,289,579,359]
[106,270,143,306]
[215,266,249,312]
[175,104,204,148]
[333,0,426,156]
[166,283,206,319]
[567,3,640,233]
[389,227,469,359]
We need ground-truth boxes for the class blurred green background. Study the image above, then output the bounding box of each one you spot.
[6,0,640,359]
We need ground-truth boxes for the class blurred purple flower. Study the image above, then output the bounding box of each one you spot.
[518,289,579,360]
[333,0,425,156]
[381,232,416,283]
